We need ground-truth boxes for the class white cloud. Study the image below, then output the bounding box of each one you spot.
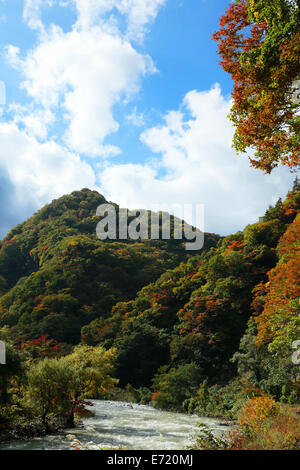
[126,106,145,127]
[23,0,54,31]
[4,45,21,68]
[98,85,295,235]
[116,0,166,42]
[0,121,96,210]
[9,104,55,139]
[2,3,294,239]
[71,0,165,41]
[0,0,166,236]
[5,1,163,157]
[23,0,44,30]
[72,0,117,30]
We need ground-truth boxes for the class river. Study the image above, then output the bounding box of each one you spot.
[0,400,231,450]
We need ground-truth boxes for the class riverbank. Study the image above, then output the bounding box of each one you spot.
[2,398,298,450]
[0,400,232,450]
[0,417,65,443]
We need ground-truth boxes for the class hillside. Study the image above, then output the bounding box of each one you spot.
[0,182,299,449]
[0,189,219,344]
[0,182,299,404]
[81,181,300,397]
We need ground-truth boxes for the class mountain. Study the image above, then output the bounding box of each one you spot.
[0,189,219,344]
[0,183,299,399]
[80,182,300,388]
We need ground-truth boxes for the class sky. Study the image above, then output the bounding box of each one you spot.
[0,0,296,238]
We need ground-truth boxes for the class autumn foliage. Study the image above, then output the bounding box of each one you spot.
[213,0,300,172]
[229,397,300,450]
[255,213,300,350]
[1,185,300,448]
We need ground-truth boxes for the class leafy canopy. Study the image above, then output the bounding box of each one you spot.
[213,0,300,172]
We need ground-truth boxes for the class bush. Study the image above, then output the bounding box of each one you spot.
[26,358,73,427]
[151,363,202,411]
[187,379,252,419]
[191,423,228,450]
[228,397,300,450]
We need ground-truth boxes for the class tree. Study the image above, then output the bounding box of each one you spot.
[26,358,73,428]
[255,213,300,353]
[64,345,118,426]
[26,346,117,428]
[213,0,300,172]
[114,324,169,387]
[151,363,203,411]
[0,327,24,405]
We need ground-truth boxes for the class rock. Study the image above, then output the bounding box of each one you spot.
[85,425,95,431]
[70,440,81,447]
[215,422,232,427]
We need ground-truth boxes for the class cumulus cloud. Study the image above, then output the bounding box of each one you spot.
[116,0,166,42]
[21,26,152,156]
[1,3,294,239]
[23,0,54,31]
[0,165,23,238]
[98,85,294,235]
[9,104,55,140]
[71,0,165,40]
[0,121,96,236]
[0,0,166,237]
[126,106,145,127]
[6,0,163,157]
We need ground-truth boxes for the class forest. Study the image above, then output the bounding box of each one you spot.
[0,180,299,449]
[0,0,299,451]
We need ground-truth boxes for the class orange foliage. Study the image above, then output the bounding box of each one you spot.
[225,240,244,254]
[228,397,300,450]
[239,396,279,431]
[151,390,160,401]
[18,334,61,358]
[256,214,300,347]
[213,0,300,172]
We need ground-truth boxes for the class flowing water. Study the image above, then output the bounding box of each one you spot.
[0,400,231,450]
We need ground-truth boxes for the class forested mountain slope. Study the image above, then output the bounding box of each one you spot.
[82,181,300,392]
[0,182,299,445]
[0,189,218,343]
[0,183,299,400]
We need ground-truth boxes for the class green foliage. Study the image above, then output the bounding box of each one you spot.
[0,184,299,437]
[151,363,203,411]
[64,344,118,400]
[1,342,117,431]
[0,327,25,405]
[26,358,73,426]
[83,183,300,395]
[191,423,228,450]
[213,0,300,171]
[114,324,169,387]
[232,318,299,402]
[187,378,252,420]
[0,189,218,345]
[247,0,300,68]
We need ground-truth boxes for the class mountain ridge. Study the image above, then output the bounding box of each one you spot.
[0,188,219,343]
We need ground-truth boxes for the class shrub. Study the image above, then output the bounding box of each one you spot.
[229,397,300,450]
[191,423,228,450]
[151,363,202,411]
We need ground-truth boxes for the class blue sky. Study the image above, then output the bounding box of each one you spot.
[0,0,295,238]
